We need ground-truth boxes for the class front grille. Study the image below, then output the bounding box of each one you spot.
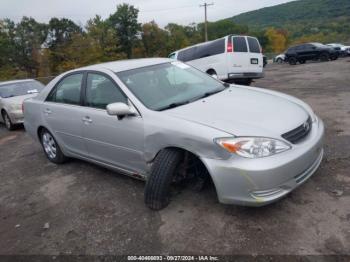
[282,117,312,144]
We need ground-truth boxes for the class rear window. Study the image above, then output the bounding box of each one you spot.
[247,37,261,53]
[232,37,248,52]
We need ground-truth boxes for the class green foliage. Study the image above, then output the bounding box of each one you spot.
[107,3,141,58]
[1,0,349,81]
[230,0,350,43]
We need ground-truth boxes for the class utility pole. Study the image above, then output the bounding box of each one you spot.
[200,2,214,42]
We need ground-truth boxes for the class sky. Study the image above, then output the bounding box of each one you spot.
[0,0,296,27]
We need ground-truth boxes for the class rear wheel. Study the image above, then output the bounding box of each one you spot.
[2,111,15,131]
[288,57,297,65]
[320,53,329,62]
[40,128,67,164]
[276,58,283,64]
[233,79,252,86]
[144,149,184,210]
[330,54,338,61]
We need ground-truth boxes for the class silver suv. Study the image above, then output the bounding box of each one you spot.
[24,58,324,210]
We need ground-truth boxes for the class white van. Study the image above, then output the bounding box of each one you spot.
[168,35,264,85]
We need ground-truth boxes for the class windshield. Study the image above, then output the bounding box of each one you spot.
[0,81,44,98]
[117,62,225,111]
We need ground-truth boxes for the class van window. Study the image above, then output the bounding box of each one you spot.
[232,37,248,52]
[247,37,261,53]
[177,47,196,62]
[205,39,225,56]
[178,39,225,62]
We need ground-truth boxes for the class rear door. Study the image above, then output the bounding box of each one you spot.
[227,36,250,74]
[246,37,263,72]
[42,72,87,156]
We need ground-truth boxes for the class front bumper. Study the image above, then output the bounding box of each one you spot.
[201,117,325,206]
[8,109,24,124]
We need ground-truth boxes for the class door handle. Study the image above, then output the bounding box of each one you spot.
[82,116,92,124]
[43,108,52,115]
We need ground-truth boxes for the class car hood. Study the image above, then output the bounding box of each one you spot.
[2,94,38,106]
[165,86,309,138]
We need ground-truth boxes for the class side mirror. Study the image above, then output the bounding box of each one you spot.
[106,102,136,119]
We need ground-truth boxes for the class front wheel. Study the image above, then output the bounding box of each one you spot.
[40,128,67,164]
[2,111,15,131]
[144,149,184,210]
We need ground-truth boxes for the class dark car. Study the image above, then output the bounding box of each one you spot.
[285,43,338,65]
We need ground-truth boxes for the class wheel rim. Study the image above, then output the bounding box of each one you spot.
[42,132,57,159]
[4,114,11,129]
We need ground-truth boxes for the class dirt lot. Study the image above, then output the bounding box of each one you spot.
[0,58,350,256]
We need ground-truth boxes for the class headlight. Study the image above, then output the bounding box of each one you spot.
[215,137,291,158]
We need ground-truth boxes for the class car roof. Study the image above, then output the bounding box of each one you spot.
[0,79,36,87]
[79,58,173,73]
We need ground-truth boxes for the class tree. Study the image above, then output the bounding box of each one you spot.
[165,23,191,52]
[141,21,168,57]
[86,15,123,61]
[265,27,287,53]
[46,18,82,73]
[13,17,48,77]
[108,4,141,58]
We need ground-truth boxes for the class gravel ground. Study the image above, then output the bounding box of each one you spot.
[0,58,349,256]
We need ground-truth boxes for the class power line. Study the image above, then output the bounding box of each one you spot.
[199,2,214,42]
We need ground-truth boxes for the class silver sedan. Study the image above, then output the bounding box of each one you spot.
[0,79,44,130]
[23,58,324,210]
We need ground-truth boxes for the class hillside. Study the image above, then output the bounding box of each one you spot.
[231,0,350,29]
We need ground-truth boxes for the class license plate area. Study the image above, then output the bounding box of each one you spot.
[251,58,258,64]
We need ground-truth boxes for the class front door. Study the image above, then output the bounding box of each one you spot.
[81,72,145,173]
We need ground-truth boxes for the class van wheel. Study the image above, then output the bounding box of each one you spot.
[288,57,297,65]
[233,79,252,86]
[207,70,218,79]
[40,128,67,164]
[144,149,184,210]
[2,111,15,131]
[320,53,329,62]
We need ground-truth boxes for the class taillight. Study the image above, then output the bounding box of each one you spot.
[227,42,233,52]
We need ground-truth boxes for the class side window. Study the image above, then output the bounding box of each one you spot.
[207,39,225,56]
[247,37,261,53]
[168,53,176,59]
[47,73,83,105]
[85,73,127,109]
[232,36,248,52]
[177,47,196,62]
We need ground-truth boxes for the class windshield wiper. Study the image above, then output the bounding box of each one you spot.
[157,101,190,111]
